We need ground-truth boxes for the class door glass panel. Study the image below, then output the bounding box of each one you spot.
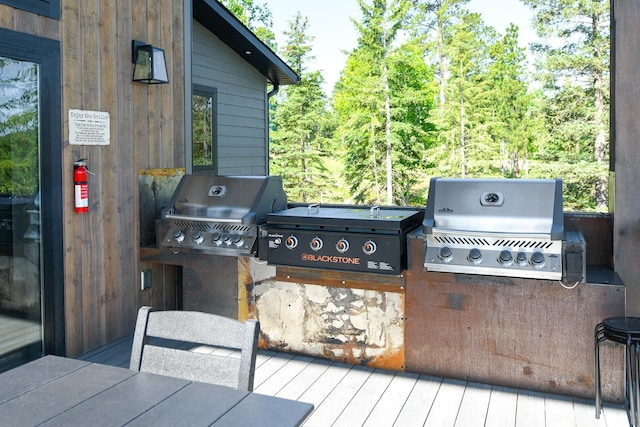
[0,56,43,370]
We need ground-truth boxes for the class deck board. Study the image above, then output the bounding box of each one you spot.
[304,364,373,426]
[393,375,443,426]
[332,369,395,426]
[363,371,420,426]
[425,377,467,426]
[485,385,519,427]
[77,334,628,426]
[516,390,546,427]
[455,382,491,426]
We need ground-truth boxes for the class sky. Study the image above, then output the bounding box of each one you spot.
[265,0,536,94]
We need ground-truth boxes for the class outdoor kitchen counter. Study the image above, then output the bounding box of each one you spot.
[404,229,625,402]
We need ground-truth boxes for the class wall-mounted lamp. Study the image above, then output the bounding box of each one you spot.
[132,40,169,84]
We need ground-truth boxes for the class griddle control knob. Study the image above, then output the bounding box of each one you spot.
[498,250,513,266]
[310,236,324,251]
[438,246,453,262]
[516,252,528,266]
[191,231,204,245]
[363,240,377,255]
[172,230,185,243]
[468,248,482,264]
[285,235,298,249]
[336,238,350,253]
[530,251,545,268]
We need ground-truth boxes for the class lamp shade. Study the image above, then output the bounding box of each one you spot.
[132,41,169,84]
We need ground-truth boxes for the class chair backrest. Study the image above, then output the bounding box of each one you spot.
[129,306,260,391]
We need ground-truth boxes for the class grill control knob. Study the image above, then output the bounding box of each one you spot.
[222,233,231,246]
[336,238,350,253]
[498,250,513,266]
[310,237,324,251]
[363,240,377,255]
[172,230,185,243]
[516,252,528,266]
[211,232,222,245]
[191,231,204,244]
[468,248,482,264]
[530,251,545,268]
[232,235,244,247]
[285,235,298,249]
[438,246,453,262]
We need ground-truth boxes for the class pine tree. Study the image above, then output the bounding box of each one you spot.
[269,13,334,203]
[522,0,610,210]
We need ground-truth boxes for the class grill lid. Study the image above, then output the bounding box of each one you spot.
[423,177,564,239]
[162,175,288,225]
[267,205,421,233]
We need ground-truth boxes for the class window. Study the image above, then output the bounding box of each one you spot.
[192,85,217,174]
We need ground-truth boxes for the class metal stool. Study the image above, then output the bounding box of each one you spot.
[595,317,640,426]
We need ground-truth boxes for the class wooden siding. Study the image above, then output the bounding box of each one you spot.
[193,20,268,176]
[0,3,60,39]
[0,0,190,356]
[51,0,185,357]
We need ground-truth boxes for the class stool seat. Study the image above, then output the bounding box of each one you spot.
[602,317,640,336]
[595,316,640,426]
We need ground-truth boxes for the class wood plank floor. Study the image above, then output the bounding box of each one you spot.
[79,335,628,427]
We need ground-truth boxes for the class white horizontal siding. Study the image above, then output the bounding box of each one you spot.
[193,21,268,176]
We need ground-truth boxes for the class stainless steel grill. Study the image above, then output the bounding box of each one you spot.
[160,175,288,257]
[422,177,582,281]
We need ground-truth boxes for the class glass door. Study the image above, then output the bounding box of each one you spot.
[0,56,43,370]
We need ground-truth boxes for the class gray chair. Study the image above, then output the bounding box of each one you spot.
[129,306,260,391]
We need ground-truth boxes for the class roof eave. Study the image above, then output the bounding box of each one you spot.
[193,0,300,86]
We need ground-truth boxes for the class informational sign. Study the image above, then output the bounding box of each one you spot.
[69,109,110,145]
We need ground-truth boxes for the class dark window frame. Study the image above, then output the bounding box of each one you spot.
[192,84,218,175]
[0,0,60,20]
[0,28,64,356]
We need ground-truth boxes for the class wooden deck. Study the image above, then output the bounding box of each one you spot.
[79,335,628,427]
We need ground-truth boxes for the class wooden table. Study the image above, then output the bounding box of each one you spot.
[0,355,313,426]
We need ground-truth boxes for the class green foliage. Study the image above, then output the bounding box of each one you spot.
[228,0,611,212]
[269,13,336,203]
[0,111,39,195]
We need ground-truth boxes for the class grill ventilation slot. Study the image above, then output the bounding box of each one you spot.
[173,221,253,233]
[434,236,490,246]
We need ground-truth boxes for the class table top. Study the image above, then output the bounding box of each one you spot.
[0,355,313,426]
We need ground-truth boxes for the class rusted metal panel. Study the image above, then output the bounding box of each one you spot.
[275,266,405,293]
[405,234,625,401]
[138,168,185,247]
[253,279,405,370]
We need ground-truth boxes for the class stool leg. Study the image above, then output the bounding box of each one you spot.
[627,337,637,426]
[595,336,602,418]
[632,341,640,426]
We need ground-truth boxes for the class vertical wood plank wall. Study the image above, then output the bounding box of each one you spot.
[62,0,185,357]
[612,1,640,316]
[0,2,186,357]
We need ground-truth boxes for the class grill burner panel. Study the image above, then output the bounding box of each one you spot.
[423,178,569,280]
[160,175,287,257]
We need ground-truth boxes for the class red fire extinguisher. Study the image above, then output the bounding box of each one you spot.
[74,159,89,213]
